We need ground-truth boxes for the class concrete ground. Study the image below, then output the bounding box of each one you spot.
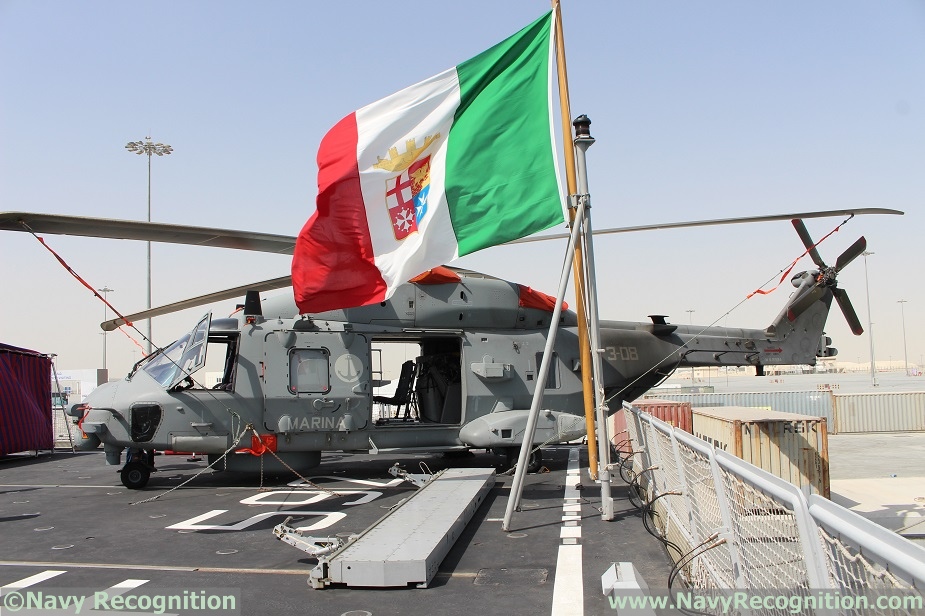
[827,432,925,542]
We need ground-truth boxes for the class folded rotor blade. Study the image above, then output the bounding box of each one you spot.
[505,208,903,245]
[3,208,902,252]
[786,285,826,323]
[833,287,864,336]
[0,212,297,254]
[791,219,826,268]
[101,275,292,331]
[834,236,867,272]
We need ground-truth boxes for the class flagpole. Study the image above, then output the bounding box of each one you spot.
[551,0,600,479]
[502,193,587,531]
[573,115,614,520]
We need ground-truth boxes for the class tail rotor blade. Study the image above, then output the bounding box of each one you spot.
[833,287,864,335]
[834,236,867,272]
[792,219,826,267]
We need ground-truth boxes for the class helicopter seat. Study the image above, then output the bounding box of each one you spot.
[373,360,417,420]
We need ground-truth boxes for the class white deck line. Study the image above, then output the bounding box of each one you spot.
[551,447,583,615]
[1,569,66,590]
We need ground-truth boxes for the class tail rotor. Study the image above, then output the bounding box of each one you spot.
[789,219,865,335]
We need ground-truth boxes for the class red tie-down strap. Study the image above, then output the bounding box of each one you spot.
[747,218,848,299]
[238,433,278,456]
[25,228,146,354]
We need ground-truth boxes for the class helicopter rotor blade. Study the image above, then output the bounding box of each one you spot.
[791,219,827,268]
[832,287,864,336]
[834,236,867,272]
[100,275,292,331]
[0,212,297,254]
[2,208,902,251]
[506,207,903,245]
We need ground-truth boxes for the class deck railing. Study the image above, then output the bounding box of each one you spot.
[620,402,925,614]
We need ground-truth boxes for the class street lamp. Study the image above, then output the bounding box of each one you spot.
[98,286,114,371]
[125,137,173,354]
[861,251,878,386]
[898,299,909,376]
[686,309,695,384]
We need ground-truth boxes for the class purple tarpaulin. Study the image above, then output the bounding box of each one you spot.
[0,343,53,455]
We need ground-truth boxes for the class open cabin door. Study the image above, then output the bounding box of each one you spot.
[263,331,371,435]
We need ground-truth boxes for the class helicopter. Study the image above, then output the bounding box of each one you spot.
[0,209,896,489]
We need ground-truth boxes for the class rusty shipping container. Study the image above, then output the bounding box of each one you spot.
[644,390,837,433]
[691,406,830,498]
[614,398,693,454]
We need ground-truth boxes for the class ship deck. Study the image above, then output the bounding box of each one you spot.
[0,446,673,615]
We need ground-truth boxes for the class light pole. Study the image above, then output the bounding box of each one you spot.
[98,286,114,371]
[898,299,909,376]
[125,137,172,354]
[686,309,695,384]
[862,251,878,386]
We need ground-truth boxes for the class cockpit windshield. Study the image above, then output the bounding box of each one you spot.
[140,334,191,386]
[139,313,212,388]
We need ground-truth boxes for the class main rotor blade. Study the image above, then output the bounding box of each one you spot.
[833,288,864,336]
[834,236,867,272]
[101,275,292,331]
[0,212,297,254]
[791,219,826,268]
[506,208,903,245]
[3,208,902,253]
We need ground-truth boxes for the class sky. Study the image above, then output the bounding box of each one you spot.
[1,0,923,379]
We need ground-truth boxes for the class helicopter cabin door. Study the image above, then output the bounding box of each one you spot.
[263,331,371,437]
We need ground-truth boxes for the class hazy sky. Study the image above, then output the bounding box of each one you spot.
[1,1,923,378]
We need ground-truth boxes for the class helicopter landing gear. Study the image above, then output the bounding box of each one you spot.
[120,449,155,489]
[503,446,542,474]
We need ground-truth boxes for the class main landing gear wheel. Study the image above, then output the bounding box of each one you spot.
[120,461,151,489]
[505,446,542,473]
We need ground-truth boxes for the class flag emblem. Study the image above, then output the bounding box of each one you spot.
[379,136,438,240]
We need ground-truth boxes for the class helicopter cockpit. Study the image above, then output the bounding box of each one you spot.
[131,314,240,392]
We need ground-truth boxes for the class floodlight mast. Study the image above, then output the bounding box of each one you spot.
[125,137,173,354]
[861,251,877,386]
[98,286,113,371]
[898,299,909,376]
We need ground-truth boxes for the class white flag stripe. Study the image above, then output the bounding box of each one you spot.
[356,67,461,292]
[1,569,66,590]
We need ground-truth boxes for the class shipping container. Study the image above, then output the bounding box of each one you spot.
[690,406,830,497]
[834,392,925,433]
[645,391,836,433]
[614,398,693,455]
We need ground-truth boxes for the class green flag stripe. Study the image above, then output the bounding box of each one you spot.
[446,11,562,256]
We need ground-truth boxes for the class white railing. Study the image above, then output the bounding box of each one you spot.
[620,402,925,613]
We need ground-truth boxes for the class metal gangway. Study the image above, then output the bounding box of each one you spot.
[276,466,495,589]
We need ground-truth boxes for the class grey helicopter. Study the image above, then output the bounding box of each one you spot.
[0,209,898,488]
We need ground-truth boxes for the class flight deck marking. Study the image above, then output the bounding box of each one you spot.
[551,447,584,616]
[166,510,346,531]
[104,578,149,596]
[287,476,405,488]
[239,490,382,506]
[167,477,397,533]
[1,569,66,590]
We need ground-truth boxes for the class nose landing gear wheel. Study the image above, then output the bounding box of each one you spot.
[120,461,151,489]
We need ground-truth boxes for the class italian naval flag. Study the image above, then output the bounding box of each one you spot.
[292,10,566,314]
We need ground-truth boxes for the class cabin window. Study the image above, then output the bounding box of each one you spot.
[535,351,560,389]
[289,348,331,394]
